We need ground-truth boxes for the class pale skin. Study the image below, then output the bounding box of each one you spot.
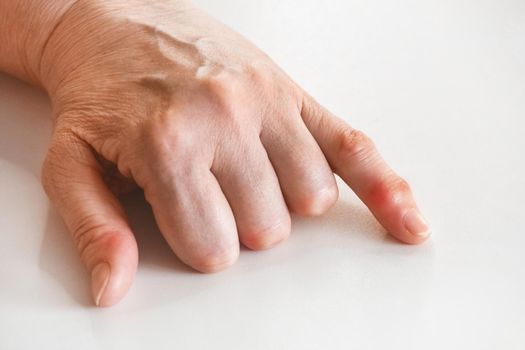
[0,0,430,307]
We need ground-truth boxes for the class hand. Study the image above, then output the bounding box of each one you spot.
[38,0,429,306]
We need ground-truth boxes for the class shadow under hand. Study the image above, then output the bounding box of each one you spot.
[39,208,92,307]
[37,168,434,310]
[37,189,195,309]
[0,73,52,176]
[0,74,92,308]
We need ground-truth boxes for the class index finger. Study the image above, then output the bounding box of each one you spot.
[300,93,430,244]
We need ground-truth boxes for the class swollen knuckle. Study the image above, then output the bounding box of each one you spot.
[78,231,127,268]
[394,177,411,194]
[246,64,273,88]
[301,95,324,126]
[71,214,109,260]
[200,74,238,114]
[337,128,375,163]
[73,214,105,249]
[369,177,412,205]
[71,214,130,267]
[142,117,190,160]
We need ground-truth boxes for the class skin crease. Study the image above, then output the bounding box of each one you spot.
[0,0,430,307]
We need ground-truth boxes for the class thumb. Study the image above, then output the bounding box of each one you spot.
[42,133,138,307]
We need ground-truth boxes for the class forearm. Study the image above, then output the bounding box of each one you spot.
[0,0,78,86]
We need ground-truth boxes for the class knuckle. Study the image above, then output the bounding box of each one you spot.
[199,74,238,115]
[245,63,273,88]
[337,128,376,164]
[241,218,291,251]
[71,214,122,265]
[301,95,323,125]
[369,176,412,206]
[395,177,412,194]
[73,214,107,256]
[141,115,191,160]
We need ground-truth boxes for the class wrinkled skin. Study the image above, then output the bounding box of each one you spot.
[33,0,430,306]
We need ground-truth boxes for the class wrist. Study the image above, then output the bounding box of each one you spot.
[39,0,197,101]
[0,0,79,87]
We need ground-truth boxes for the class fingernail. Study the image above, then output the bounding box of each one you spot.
[91,262,110,307]
[403,208,430,238]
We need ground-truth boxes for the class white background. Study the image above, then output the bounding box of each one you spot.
[1,0,524,349]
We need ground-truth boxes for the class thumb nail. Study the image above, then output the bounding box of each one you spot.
[91,262,111,307]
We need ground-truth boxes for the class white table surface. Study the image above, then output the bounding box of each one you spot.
[1,0,524,349]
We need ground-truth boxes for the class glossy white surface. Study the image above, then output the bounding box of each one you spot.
[1,0,524,349]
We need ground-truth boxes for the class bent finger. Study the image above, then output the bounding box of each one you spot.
[301,94,430,244]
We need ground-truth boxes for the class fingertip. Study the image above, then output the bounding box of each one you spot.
[403,208,430,239]
[291,185,339,217]
[240,218,291,251]
[362,176,431,244]
[89,233,138,307]
[388,208,431,245]
[91,260,136,307]
[188,244,240,274]
[394,231,431,245]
